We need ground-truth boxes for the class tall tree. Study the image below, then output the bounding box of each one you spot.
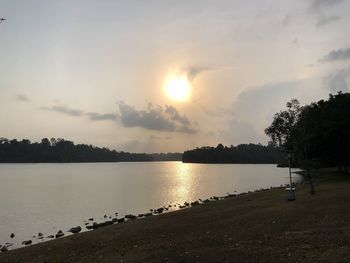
[264,99,301,149]
[266,93,350,174]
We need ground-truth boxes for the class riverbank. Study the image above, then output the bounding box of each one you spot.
[1,169,350,262]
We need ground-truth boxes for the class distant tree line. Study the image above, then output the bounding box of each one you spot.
[182,143,284,164]
[150,153,183,161]
[0,138,175,163]
[265,92,350,173]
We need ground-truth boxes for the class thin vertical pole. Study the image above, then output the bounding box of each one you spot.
[288,155,292,189]
[287,153,295,201]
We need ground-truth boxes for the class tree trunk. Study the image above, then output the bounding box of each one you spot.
[303,147,315,195]
[306,173,315,195]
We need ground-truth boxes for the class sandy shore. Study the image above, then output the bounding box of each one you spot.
[1,171,350,263]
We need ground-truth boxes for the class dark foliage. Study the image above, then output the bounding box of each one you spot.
[0,138,153,163]
[150,153,182,161]
[182,143,284,164]
[265,92,350,172]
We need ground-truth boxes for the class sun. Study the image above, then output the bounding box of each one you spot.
[164,71,191,102]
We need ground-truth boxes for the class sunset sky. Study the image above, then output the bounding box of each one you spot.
[0,0,350,152]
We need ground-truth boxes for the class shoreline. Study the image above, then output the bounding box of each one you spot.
[1,170,349,262]
[0,163,295,252]
[1,185,282,252]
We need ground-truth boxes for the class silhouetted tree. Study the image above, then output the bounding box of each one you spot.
[182,143,284,164]
[264,99,301,149]
[265,92,350,174]
[0,138,154,163]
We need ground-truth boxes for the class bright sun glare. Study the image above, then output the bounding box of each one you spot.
[165,72,191,102]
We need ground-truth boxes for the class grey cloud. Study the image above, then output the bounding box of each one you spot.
[177,65,223,82]
[282,14,290,26]
[177,125,198,134]
[316,15,340,27]
[86,112,119,121]
[16,94,30,102]
[41,105,118,122]
[324,66,350,92]
[118,102,175,132]
[164,105,190,125]
[41,105,84,116]
[185,66,211,80]
[307,0,345,27]
[321,47,350,62]
[118,102,197,134]
[309,0,346,11]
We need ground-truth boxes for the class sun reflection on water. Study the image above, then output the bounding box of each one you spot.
[173,162,195,204]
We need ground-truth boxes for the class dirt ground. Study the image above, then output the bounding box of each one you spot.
[1,171,350,263]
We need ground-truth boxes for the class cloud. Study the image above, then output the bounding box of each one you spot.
[316,14,340,27]
[41,104,118,122]
[117,102,197,134]
[16,94,30,102]
[164,105,190,125]
[177,125,197,134]
[178,65,223,81]
[118,102,175,131]
[308,0,346,11]
[282,14,290,27]
[324,66,350,92]
[40,105,84,116]
[185,66,211,80]
[86,112,118,121]
[307,0,345,27]
[320,47,350,62]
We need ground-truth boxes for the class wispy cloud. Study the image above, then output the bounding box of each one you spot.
[177,125,197,134]
[40,105,84,116]
[320,47,350,62]
[308,0,346,12]
[16,94,30,102]
[185,66,212,80]
[324,66,350,92]
[316,14,340,27]
[179,65,223,81]
[41,105,118,122]
[307,0,346,27]
[86,112,118,121]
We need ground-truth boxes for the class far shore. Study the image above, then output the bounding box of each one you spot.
[0,168,349,262]
[0,161,279,164]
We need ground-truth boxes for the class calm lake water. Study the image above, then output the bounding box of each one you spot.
[0,162,300,249]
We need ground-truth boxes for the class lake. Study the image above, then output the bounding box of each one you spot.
[0,162,300,249]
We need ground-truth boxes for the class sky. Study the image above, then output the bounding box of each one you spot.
[0,0,350,153]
